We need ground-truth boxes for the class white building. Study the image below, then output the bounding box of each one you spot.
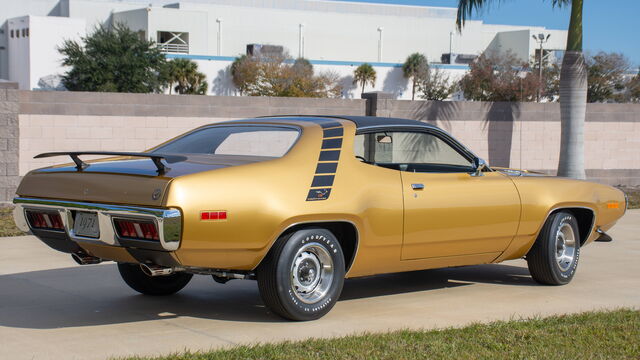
[0,0,568,99]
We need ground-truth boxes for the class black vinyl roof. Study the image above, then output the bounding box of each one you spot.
[259,115,437,130]
[331,116,436,129]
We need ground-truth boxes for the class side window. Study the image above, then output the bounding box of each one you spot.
[354,131,473,173]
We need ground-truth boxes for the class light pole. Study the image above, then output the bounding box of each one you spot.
[298,23,305,58]
[377,27,383,62]
[449,31,454,63]
[216,18,223,56]
[532,33,551,102]
[517,69,529,168]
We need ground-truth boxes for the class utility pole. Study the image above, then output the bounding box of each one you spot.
[449,31,453,63]
[377,27,383,62]
[216,18,223,56]
[298,23,305,58]
[532,33,551,102]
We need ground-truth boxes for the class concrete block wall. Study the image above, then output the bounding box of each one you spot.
[19,115,232,173]
[17,91,367,177]
[3,89,640,203]
[0,83,19,203]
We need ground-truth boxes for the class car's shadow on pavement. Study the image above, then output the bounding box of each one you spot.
[0,262,535,329]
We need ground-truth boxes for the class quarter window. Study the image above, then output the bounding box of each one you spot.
[354,131,473,173]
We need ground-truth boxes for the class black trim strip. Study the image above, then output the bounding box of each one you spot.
[315,162,338,174]
[322,138,343,149]
[311,175,335,187]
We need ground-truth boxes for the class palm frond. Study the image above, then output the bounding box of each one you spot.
[457,0,572,31]
[456,0,495,31]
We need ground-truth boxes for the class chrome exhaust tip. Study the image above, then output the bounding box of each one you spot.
[71,253,103,265]
[140,263,175,277]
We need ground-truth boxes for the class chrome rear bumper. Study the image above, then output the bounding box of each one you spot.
[13,197,182,251]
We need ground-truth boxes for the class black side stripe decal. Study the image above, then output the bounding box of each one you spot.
[318,150,340,161]
[322,138,343,149]
[311,175,335,187]
[315,162,338,174]
[307,188,332,201]
[323,128,343,138]
[307,122,343,201]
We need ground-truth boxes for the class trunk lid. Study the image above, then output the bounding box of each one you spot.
[16,154,269,206]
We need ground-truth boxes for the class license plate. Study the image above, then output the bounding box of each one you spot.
[74,212,100,238]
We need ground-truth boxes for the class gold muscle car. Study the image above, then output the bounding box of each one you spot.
[13,116,626,320]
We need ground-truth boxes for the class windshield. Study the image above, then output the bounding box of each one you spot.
[153,125,300,158]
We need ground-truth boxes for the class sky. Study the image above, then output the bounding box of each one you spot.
[333,0,640,69]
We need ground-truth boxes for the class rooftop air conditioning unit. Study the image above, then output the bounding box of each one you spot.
[454,54,477,64]
[441,53,454,64]
[246,44,284,57]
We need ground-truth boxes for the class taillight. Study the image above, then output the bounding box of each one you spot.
[114,219,160,241]
[26,211,65,231]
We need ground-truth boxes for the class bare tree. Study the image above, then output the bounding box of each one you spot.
[586,52,630,103]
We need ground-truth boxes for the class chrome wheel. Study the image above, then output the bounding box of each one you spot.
[555,223,577,272]
[290,242,334,304]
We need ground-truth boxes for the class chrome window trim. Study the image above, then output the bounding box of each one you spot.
[13,197,182,251]
[150,124,302,158]
[355,124,483,172]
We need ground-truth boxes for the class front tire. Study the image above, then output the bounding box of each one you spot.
[117,263,193,296]
[257,228,346,321]
[526,211,581,285]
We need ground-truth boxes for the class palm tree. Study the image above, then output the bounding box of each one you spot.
[353,63,377,94]
[457,0,586,179]
[402,53,429,100]
[166,58,208,95]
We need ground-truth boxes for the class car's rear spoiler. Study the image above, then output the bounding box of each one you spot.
[34,152,187,173]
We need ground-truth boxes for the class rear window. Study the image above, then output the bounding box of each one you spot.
[153,126,300,158]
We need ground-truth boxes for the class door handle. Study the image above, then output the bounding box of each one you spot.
[411,183,425,190]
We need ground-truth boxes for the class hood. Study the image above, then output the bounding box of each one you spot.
[493,167,549,177]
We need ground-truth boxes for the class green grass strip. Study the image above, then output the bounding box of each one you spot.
[122,309,639,360]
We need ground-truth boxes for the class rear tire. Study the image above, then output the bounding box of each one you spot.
[117,263,193,296]
[257,228,345,321]
[526,211,581,285]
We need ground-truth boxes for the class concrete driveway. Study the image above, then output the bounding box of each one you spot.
[1,211,638,360]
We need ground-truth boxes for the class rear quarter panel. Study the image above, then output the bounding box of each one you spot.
[165,120,404,276]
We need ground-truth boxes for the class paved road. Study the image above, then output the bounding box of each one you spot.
[1,211,639,360]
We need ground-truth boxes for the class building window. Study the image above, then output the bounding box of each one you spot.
[16,29,19,38]
[26,28,29,37]
[10,30,13,38]
[156,31,189,54]
[22,29,25,37]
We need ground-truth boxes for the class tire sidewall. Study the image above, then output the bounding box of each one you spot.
[547,212,581,284]
[274,228,345,320]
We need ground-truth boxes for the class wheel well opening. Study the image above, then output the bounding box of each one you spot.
[553,208,594,246]
[283,222,358,272]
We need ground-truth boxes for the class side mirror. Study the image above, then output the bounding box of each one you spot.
[471,158,488,177]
